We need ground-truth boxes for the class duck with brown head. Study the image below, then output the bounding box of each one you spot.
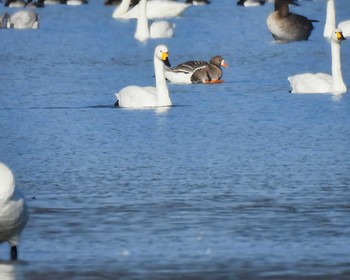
[266,0,318,42]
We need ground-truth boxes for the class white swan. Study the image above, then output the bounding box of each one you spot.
[288,29,347,95]
[0,163,29,260]
[324,0,350,38]
[134,0,175,42]
[115,44,172,108]
[5,0,26,8]
[9,10,39,29]
[237,0,265,7]
[113,0,190,19]
[66,0,88,5]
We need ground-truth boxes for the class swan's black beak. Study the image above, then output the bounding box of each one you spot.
[336,31,346,41]
[161,51,171,67]
[163,57,171,67]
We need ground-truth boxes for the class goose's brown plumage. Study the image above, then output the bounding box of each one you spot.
[166,56,228,84]
[267,0,318,42]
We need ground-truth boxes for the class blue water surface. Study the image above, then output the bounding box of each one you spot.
[1,0,350,279]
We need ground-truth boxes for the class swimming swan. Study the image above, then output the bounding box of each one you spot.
[288,29,347,95]
[134,0,175,42]
[0,163,29,260]
[266,0,318,42]
[113,0,190,19]
[10,10,39,29]
[115,44,172,108]
[165,55,228,84]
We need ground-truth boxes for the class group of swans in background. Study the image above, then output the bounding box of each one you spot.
[4,0,88,6]
[1,0,90,29]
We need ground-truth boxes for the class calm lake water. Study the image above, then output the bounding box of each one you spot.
[1,0,350,279]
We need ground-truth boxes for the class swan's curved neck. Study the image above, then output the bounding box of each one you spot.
[135,0,149,42]
[324,0,336,38]
[115,0,131,17]
[331,40,347,94]
[154,57,171,106]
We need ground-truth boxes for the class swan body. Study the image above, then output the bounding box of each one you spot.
[288,29,347,95]
[267,0,317,42]
[134,0,174,42]
[66,0,88,5]
[150,21,175,39]
[10,10,39,29]
[338,20,350,37]
[165,56,228,84]
[237,0,265,7]
[113,0,190,19]
[5,0,26,8]
[0,163,29,260]
[115,45,172,108]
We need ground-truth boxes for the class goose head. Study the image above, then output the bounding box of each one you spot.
[210,56,228,68]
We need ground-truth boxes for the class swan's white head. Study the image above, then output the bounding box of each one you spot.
[155,44,171,67]
[332,29,346,43]
[0,162,15,202]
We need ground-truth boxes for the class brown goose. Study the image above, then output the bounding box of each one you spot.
[165,55,228,84]
[266,0,318,42]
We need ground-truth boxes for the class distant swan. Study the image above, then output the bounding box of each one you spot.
[66,0,88,5]
[115,44,172,108]
[0,163,29,260]
[5,0,26,8]
[267,0,318,42]
[10,10,39,29]
[134,0,175,42]
[288,29,347,95]
[165,55,228,84]
[113,0,190,19]
[237,0,265,7]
